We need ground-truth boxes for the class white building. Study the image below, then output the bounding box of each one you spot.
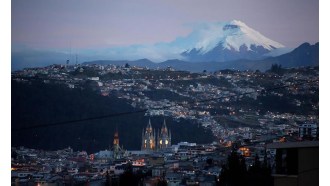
[298,124,318,139]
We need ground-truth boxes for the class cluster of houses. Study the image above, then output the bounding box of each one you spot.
[12,123,318,186]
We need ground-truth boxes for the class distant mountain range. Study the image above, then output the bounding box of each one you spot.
[12,20,318,71]
[84,42,319,72]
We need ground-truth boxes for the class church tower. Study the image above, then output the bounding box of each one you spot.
[141,119,156,151]
[157,119,171,150]
[112,128,122,159]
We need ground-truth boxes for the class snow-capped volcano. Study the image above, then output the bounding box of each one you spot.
[37,20,286,63]
[180,20,285,62]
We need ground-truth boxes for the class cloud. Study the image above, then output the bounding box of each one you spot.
[10,21,234,69]
[73,21,230,61]
[12,49,68,71]
[11,20,292,70]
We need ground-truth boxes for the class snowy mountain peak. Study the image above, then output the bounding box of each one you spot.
[56,20,287,63]
[227,19,247,28]
[183,20,284,55]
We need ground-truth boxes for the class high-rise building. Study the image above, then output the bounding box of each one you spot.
[158,119,171,150]
[141,119,156,151]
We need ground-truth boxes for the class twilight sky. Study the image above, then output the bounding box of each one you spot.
[12,0,318,49]
[11,0,319,69]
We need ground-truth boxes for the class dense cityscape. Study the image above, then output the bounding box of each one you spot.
[9,0,321,185]
[12,64,319,140]
[11,64,319,185]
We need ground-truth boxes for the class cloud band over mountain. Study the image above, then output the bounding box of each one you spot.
[12,20,296,70]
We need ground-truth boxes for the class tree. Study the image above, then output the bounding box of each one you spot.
[157,178,167,186]
[119,163,145,186]
[206,158,214,166]
[218,150,273,186]
[269,64,284,75]
[246,153,273,186]
[254,154,261,169]
[218,151,247,186]
[105,171,111,186]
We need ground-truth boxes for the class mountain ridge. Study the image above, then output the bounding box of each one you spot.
[181,20,285,62]
[83,42,318,72]
[13,20,295,70]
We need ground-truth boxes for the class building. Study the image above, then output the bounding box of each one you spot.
[112,129,124,159]
[267,141,319,186]
[94,150,112,163]
[141,118,172,151]
[149,156,165,167]
[141,119,156,151]
[157,119,171,150]
[298,124,318,139]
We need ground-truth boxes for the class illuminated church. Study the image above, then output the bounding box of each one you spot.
[111,129,125,159]
[157,119,171,149]
[141,119,171,151]
[141,119,156,150]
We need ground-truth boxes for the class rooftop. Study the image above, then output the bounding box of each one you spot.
[266,141,319,149]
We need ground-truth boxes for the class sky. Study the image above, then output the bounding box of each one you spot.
[12,0,318,51]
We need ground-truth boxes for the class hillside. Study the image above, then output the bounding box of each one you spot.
[11,79,214,153]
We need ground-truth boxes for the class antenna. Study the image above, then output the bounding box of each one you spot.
[66,42,71,66]
[69,45,71,61]
[76,54,78,65]
[68,41,72,66]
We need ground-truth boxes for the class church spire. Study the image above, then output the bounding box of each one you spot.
[158,118,171,150]
[161,118,168,135]
[113,127,119,146]
[157,129,160,139]
[146,118,153,133]
[142,118,156,151]
[163,118,167,128]
[112,127,123,159]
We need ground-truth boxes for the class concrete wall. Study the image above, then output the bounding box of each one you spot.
[274,175,297,186]
[298,147,319,186]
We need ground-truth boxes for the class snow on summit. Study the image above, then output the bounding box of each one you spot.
[183,20,284,54]
[76,20,286,62]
